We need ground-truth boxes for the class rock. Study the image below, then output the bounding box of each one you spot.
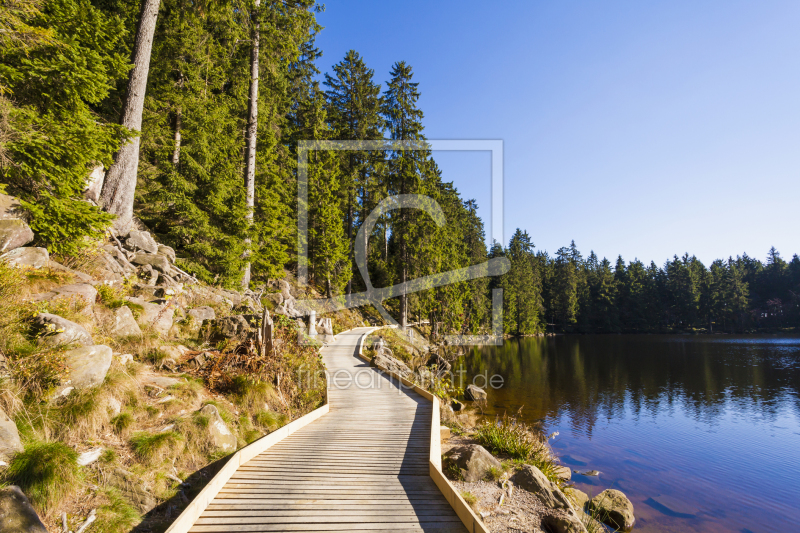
[199,404,237,452]
[267,279,292,299]
[588,489,635,530]
[118,353,134,365]
[158,345,189,368]
[136,263,158,286]
[569,488,589,510]
[105,468,158,513]
[125,297,174,335]
[440,425,451,441]
[0,485,48,533]
[63,345,113,389]
[0,194,24,220]
[443,444,501,482]
[131,252,170,273]
[32,313,93,347]
[0,408,23,462]
[105,396,122,417]
[83,164,105,203]
[77,447,103,466]
[0,247,48,269]
[416,366,434,387]
[157,244,176,262]
[370,351,414,380]
[188,306,215,323]
[465,384,487,401]
[125,230,159,254]
[512,464,571,509]
[204,315,251,343]
[0,219,34,254]
[32,283,97,310]
[541,513,588,533]
[110,306,142,338]
[451,399,464,412]
[555,465,572,482]
[264,293,283,307]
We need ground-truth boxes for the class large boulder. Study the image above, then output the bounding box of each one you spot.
[0,219,34,254]
[32,283,97,311]
[569,488,589,510]
[83,164,105,203]
[63,345,113,389]
[110,306,142,338]
[0,194,23,220]
[199,404,237,452]
[512,464,571,509]
[370,351,413,380]
[426,353,451,376]
[541,513,588,533]
[443,444,501,482]
[125,230,159,254]
[588,489,635,530]
[0,247,48,269]
[465,384,487,401]
[131,252,169,273]
[105,468,158,513]
[204,315,251,343]
[188,306,215,323]
[156,244,176,263]
[267,279,292,299]
[32,313,93,347]
[0,486,48,533]
[126,297,174,335]
[0,409,23,463]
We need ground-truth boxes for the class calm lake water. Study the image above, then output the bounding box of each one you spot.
[454,335,800,533]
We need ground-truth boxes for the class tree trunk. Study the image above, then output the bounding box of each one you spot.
[241,0,261,290]
[99,0,161,232]
[171,107,181,165]
[346,183,353,304]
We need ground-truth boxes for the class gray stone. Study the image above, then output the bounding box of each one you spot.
[443,444,501,482]
[264,293,283,307]
[126,297,174,335]
[131,252,170,273]
[199,404,237,452]
[0,486,48,533]
[32,313,93,347]
[541,513,588,533]
[63,345,113,389]
[267,279,292,299]
[188,306,215,323]
[77,447,103,466]
[105,396,122,417]
[125,230,159,254]
[0,408,23,462]
[0,194,24,220]
[106,468,158,513]
[32,283,97,310]
[588,489,635,530]
[569,488,589,510]
[512,464,571,509]
[118,353,134,365]
[83,164,105,203]
[157,244,176,263]
[465,384,487,401]
[111,306,142,338]
[370,352,413,380]
[204,315,251,343]
[0,219,34,254]
[555,465,572,482]
[0,247,48,269]
[426,353,452,376]
[141,375,181,389]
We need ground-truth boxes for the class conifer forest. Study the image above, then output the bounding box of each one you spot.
[2,0,798,336]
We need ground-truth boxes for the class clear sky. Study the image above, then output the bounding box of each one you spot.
[315,0,800,267]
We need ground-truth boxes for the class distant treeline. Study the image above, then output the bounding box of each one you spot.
[493,230,800,334]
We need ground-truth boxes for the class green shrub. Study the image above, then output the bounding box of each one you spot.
[130,431,181,463]
[3,441,82,514]
[97,284,126,309]
[111,413,133,435]
[254,410,287,431]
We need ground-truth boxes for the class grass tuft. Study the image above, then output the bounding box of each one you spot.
[94,488,141,533]
[2,440,82,514]
[460,491,479,511]
[130,431,182,463]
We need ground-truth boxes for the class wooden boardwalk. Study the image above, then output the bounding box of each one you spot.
[189,327,468,533]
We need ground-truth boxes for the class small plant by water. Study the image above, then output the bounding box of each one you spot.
[474,413,562,483]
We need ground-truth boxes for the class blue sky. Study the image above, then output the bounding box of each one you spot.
[315,1,800,266]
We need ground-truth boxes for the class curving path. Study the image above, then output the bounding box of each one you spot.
[188,327,467,532]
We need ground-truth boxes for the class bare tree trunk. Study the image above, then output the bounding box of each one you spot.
[241,0,260,290]
[171,107,181,165]
[346,184,353,304]
[99,0,161,232]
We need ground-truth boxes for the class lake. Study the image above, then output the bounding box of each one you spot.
[454,335,800,532]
